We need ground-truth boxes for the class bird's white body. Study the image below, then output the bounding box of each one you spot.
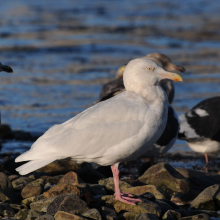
[16,58,182,181]
[16,86,168,174]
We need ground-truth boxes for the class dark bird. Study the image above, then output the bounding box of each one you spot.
[178,96,220,166]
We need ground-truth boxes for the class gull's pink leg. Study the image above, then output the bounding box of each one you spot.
[205,153,209,165]
[111,164,142,205]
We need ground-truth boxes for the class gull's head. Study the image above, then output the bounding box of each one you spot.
[123,58,182,92]
[0,62,13,73]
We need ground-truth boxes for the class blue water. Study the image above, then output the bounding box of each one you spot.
[0,0,220,154]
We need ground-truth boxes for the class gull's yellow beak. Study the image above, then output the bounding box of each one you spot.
[160,71,183,82]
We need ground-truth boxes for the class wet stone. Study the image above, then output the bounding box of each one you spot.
[21,179,45,199]
[14,209,29,220]
[138,163,192,193]
[125,185,170,200]
[82,208,102,220]
[190,184,220,210]
[102,195,161,217]
[179,213,211,220]
[162,210,181,220]
[47,193,89,216]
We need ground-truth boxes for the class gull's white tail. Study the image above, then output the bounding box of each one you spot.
[16,158,56,175]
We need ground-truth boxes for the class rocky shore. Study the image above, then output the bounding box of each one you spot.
[1,160,220,220]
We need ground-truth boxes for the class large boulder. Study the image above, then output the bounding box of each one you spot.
[138,163,192,193]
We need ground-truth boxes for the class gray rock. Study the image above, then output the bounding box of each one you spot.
[179,213,211,220]
[14,209,29,220]
[138,163,192,193]
[35,214,55,220]
[30,196,57,212]
[47,193,89,215]
[21,179,45,199]
[190,184,220,210]
[162,210,181,220]
[101,206,117,220]
[82,208,102,220]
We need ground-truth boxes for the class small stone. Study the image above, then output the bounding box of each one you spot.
[0,172,14,202]
[171,191,200,206]
[139,192,156,201]
[0,203,14,217]
[138,163,192,193]
[30,196,57,212]
[190,184,220,210]
[98,177,132,193]
[43,184,81,198]
[35,214,55,220]
[162,210,181,220]
[14,209,29,220]
[47,193,89,216]
[54,211,85,220]
[118,212,160,220]
[101,206,117,220]
[57,172,81,185]
[10,203,22,212]
[21,179,45,199]
[102,195,161,217]
[179,213,211,220]
[21,196,36,206]
[82,208,102,220]
[12,176,33,191]
[125,185,170,200]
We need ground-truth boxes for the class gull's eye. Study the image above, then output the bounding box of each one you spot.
[147,66,153,71]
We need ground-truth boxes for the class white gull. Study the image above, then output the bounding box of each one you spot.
[15,58,182,205]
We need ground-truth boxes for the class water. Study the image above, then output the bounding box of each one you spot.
[0,0,220,156]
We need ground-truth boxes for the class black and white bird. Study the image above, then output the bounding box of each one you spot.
[0,62,13,124]
[97,53,185,158]
[178,96,220,166]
